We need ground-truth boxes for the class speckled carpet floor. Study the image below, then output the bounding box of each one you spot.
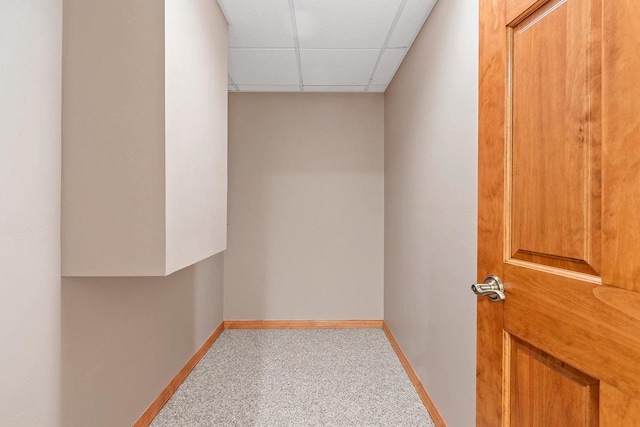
[150,329,435,426]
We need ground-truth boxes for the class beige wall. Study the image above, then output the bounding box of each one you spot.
[62,0,166,276]
[165,0,228,273]
[225,93,384,320]
[0,1,62,425]
[384,0,478,425]
[61,253,224,427]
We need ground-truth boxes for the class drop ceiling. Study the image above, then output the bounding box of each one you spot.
[219,0,438,93]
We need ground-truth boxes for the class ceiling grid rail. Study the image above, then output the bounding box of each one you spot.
[288,0,305,91]
[365,0,408,92]
[228,74,240,91]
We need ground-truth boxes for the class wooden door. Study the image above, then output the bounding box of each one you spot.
[477,0,640,425]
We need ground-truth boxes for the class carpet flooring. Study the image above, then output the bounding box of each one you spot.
[150,329,435,426]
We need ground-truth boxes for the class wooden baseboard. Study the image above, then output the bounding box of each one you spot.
[133,322,225,427]
[224,319,384,329]
[382,321,448,427]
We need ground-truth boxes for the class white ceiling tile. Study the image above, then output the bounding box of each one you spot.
[300,49,379,86]
[237,85,301,92]
[295,0,402,48]
[372,48,407,85]
[388,0,437,48]
[304,86,366,92]
[220,0,295,48]
[222,0,433,91]
[368,85,387,92]
[229,49,300,85]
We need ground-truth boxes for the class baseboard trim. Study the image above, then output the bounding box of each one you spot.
[382,321,448,427]
[224,319,384,329]
[133,322,225,427]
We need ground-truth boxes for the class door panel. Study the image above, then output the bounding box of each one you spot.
[504,267,640,398]
[478,0,640,425]
[508,338,598,426]
[508,0,601,276]
[601,0,640,292]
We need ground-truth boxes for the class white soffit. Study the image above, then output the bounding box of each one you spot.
[220,0,438,93]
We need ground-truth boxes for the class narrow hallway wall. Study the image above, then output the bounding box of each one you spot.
[384,0,479,425]
[225,93,384,320]
[0,1,62,425]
